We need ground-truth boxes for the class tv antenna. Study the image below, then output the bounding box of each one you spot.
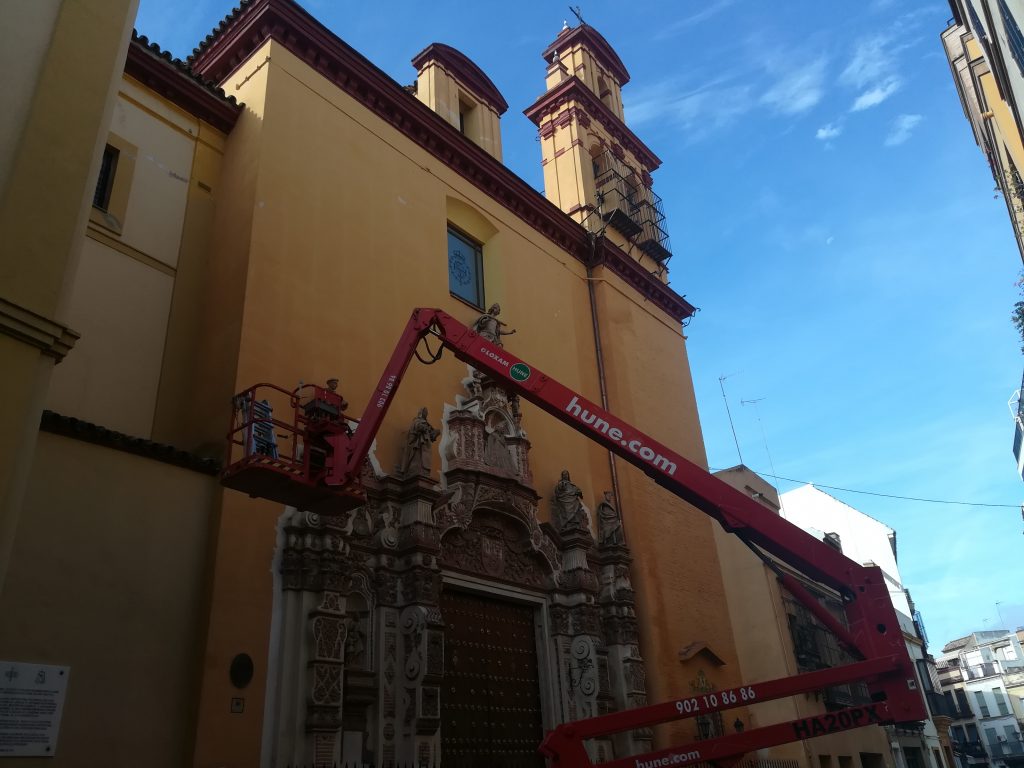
[718,374,743,465]
[741,397,783,508]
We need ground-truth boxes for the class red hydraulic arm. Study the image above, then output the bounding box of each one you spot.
[222,308,927,768]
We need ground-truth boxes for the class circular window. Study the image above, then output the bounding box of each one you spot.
[229,653,254,689]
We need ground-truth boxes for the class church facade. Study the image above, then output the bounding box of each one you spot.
[0,2,893,767]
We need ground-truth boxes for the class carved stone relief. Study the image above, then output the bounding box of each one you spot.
[267,371,655,767]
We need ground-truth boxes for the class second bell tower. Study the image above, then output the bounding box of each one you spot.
[525,21,673,270]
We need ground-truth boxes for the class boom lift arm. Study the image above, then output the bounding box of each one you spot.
[223,308,927,768]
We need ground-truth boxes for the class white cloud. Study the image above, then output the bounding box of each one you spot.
[626,77,755,141]
[841,35,892,89]
[760,57,827,115]
[885,114,923,146]
[851,76,902,111]
[653,0,735,40]
[816,122,842,140]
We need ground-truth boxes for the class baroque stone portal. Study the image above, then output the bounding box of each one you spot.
[264,371,651,766]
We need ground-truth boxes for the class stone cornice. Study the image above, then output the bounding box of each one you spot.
[524,76,661,171]
[126,33,242,133]
[186,0,690,321]
[542,25,630,86]
[594,239,695,320]
[0,296,79,363]
[411,43,508,115]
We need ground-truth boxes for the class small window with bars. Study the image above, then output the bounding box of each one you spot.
[93,144,119,211]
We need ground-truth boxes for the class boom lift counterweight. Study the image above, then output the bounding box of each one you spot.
[222,307,926,768]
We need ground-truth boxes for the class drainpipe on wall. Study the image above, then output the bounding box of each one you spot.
[586,231,627,546]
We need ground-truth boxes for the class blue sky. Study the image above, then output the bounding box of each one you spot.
[137,0,1024,648]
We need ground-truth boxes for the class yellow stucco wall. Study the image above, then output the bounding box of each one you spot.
[0,0,137,594]
[0,431,217,767]
[45,75,229,439]
[45,236,174,436]
[591,269,743,725]
[185,39,739,762]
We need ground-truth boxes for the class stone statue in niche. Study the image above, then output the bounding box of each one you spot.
[341,505,373,538]
[553,470,589,533]
[471,303,516,347]
[343,615,367,669]
[398,407,440,476]
[596,491,624,547]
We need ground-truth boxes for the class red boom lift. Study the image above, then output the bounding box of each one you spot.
[222,308,927,768]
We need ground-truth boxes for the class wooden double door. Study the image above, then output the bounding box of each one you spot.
[440,589,547,768]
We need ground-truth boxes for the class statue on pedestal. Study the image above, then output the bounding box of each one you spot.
[472,303,516,347]
[553,470,589,533]
[398,407,440,476]
[596,491,624,547]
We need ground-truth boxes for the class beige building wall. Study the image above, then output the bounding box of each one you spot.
[0,0,137,592]
[46,75,229,439]
[0,430,218,767]
[715,467,896,768]
[942,15,1024,259]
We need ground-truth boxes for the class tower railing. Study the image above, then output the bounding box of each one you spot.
[592,150,672,263]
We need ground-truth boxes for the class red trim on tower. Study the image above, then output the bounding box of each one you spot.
[542,24,630,86]
[524,76,661,171]
[411,43,508,115]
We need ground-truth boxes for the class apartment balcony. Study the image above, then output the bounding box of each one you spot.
[990,740,1024,766]
[955,741,989,759]
[927,690,959,719]
[593,160,672,263]
[965,662,1002,680]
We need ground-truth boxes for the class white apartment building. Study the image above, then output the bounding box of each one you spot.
[938,631,1024,768]
[779,485,950,768]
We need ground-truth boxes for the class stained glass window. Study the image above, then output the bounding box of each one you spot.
[447,227,483,308]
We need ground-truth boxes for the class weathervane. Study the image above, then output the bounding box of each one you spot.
[569,6,585,26]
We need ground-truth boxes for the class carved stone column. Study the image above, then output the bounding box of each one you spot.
[548,521,609,759]
[307,592,346,762]
[595,538,653,757]
[267,509,359,767]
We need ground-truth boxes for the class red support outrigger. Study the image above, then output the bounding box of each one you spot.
[222,308,927,768]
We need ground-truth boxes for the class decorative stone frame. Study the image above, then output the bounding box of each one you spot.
[262,371,652,766]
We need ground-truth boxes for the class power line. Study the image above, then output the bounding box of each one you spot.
[709,469,1020,508]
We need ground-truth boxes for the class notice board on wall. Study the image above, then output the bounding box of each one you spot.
[0,661,70,757]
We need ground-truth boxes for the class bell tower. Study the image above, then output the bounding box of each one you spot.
[525,22,672,268]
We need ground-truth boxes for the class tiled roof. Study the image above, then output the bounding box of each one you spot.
[187,0,255,64]
[942,635,971,652]
[126,31,243,132]
[40,410,221,475]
